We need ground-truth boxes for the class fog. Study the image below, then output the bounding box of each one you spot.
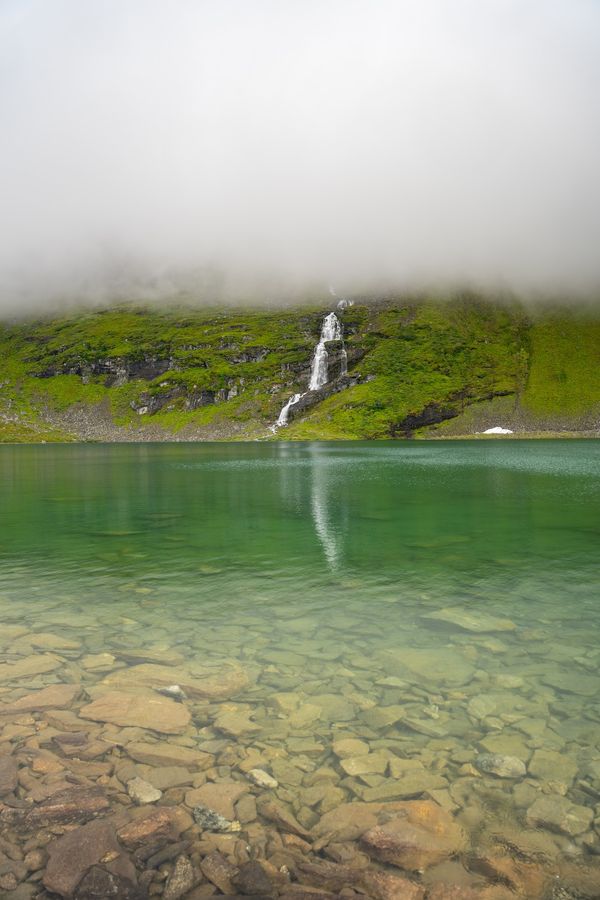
[1,0,599,311]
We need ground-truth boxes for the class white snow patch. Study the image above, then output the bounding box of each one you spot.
[482,426,513,434]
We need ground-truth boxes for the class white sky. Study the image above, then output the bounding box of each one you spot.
[1,0,599,308]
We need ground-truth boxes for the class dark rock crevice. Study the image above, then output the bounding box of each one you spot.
[391,390,516,437]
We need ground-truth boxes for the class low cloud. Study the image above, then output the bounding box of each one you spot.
[1,0,599,311]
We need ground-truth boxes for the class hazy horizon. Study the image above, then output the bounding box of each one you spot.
[1,0,599,312]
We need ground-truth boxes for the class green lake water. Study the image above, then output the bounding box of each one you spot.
[1,440,600,886]
[2,440,599,594]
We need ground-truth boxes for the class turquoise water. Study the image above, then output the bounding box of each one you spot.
[2,440,599,598]
[1,441,600,889]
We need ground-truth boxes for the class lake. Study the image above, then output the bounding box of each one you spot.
[1,441,599,897]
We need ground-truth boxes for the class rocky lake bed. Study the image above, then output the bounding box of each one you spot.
[1,588,600,900]
[1,441,600,899]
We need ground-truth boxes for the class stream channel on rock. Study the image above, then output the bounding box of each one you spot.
[0,441,600,900]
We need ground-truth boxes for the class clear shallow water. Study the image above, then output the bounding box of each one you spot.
[1,441,600,894]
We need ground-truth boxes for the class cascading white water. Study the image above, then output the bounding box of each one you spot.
[308,312,343,390]
[273,310,347,429]
[276,392,303,428]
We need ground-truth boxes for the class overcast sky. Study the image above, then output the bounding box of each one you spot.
[1,0,599,309]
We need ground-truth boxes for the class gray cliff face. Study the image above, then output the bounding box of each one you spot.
[130,384,242,416]
[35,345,272,386]
[37,356,174,386]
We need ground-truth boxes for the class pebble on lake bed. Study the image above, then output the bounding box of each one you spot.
[127,777,162,804]
[475,753,527,778]
[192,804,241,833]
[247,768,278,789]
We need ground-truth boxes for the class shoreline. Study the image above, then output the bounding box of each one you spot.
[1,431,600,446]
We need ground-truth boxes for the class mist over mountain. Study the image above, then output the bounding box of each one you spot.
[1,0,599,312]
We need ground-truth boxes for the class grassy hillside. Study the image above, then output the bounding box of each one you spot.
[521,313,600,415]
[0,296,599,441]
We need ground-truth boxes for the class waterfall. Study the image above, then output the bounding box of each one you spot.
[273,311,347,429]
[308,312,343,390]
[276,392,303,428]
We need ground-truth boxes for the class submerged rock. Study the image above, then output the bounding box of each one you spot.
[478,734,530,759]
[332,738,370,758]
[155,683,187,701]
[313,802,389,841]
[126,740,211,768]
[422,606,516,633]
[116,647,186,666]
[73,866,144,900]
[494,674,524,689]
[360,801,468,871]
[127,777,162,804]
[361,869,425,900]
[185,781,248,819]
[80,652,116,671]
[79,690,190,734]
[0,653,63,681]
[359,772,448,802]
[289,701,323,728]
[541,671,600,696]
[380,647,475,686]
[117,807,185,849]
[192,804,240,833]
[248,768,279,789]
[528,749,577,785]
[0,755,18,795]
[294,859,361,892]
[339,751,390,777]
[200,850,237,894]
[476,754,527,779]
[101,661,251,700]
[3,786,109,830]
[361,705,406,729]
[29,631,81,650]
[257,797,311,838]
[213,707,259,737]
[0,683,81,713]
[0,624,29,643]
[163,854,196,900]
[525,795,593,836]
[469,851,551,897]
[144,766,194,790]
[43,820,129,898]
[310,692,356,722]
[232,860,279,895]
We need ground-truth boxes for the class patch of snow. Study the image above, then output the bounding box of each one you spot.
[482,426,513,434]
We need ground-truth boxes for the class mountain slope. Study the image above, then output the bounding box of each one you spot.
[0,296,599,441]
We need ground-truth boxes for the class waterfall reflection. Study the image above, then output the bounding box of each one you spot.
[308,444,344,572]
[275,443,346,572]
